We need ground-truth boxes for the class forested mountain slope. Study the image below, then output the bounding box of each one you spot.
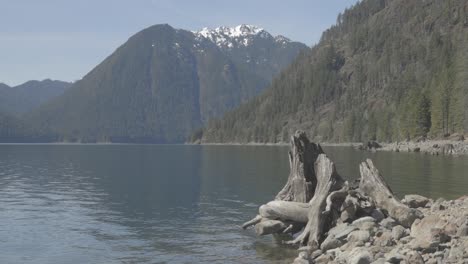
[0,80,71,115]
[27,24,307,143]
[200,0,468,143]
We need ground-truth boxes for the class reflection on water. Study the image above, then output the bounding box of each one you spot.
[0,144,467,263]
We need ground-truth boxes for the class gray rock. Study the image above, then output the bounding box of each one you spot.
[370,258,386,264]
[358,221,377,232]
[374,231,394,247]
[410,215,447,242]
[352,217,378,232]
[408,238,439,252]
[456,219,468,237]
[405,251,424,264]
[327,248,343,259]
[448,247,463,262]
[328,223,358,240]
[386,252,404,263]
[399,236,413,244]
[321,236,343,251]
[370,209,385,222]
[352,216,376,226]
[347,230,371,246]
[402,194,430,208]
[392,225,408,240]
[293,252,310,264]
[347,247,373,264]
[314,253,333,264]
[380,217,397,229]
[310,249,322,259]
[430,227,451,243]
[293,252,309,264]
[456,225,468,237]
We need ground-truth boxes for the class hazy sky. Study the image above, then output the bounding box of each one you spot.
[0,0,358,86]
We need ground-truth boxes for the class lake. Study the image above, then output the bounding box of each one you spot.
[1,144,467,263]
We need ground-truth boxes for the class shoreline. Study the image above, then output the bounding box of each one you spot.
[376,139,468,156]
[1,139,467,156]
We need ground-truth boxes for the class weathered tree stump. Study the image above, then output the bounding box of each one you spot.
[287,154,345,249]
[359,159,422,227]
[276,130,324,202]
[242,131,421,262]
[243,131,346,248]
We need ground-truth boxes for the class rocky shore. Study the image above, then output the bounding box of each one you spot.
[355,136,468,156]
[241,131,468,264]
[379,140,468,156]
[294,194,468,264]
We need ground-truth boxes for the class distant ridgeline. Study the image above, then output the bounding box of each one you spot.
[199,0,468,143]
[14,24,306,143]
[0,80,71,143]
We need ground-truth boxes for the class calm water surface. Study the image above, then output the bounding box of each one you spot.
[0,145,467,263]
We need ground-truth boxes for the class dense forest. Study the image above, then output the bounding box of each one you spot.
[0,80,70,142]
[199,0,468,143]
[0,80,71,115]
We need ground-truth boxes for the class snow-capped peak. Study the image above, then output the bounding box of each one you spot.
[195,24,264,39]
[193,24,274,48]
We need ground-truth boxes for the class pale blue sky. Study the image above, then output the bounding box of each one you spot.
[0,0,358,86]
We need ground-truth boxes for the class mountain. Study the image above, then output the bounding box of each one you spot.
[199,0,468,143]
[0,111,56,143]
[0,79,71,115]
[27,24,308,143]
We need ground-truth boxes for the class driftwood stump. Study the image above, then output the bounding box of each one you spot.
[276,130,324,202]
[242,131,346,246]
[287,154,345,248]
[359,159,422,227]
[242,131,421,261]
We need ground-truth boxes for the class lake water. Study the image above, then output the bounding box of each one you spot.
[1,144,467,263]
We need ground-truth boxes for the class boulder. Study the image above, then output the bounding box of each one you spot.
[380,217,397,230]
[405,251,424,264]
[346,230,371,248]
[457,225,468,237]
[409,216,451,251]
[370,209,385,222]
[410,215,446,240]
[402,194,430,208]
[352,217,377,231]
[391,225,408,240]
[321,236,343,251]
[370,258,385,264]
[314,253,333,264]
[293,252,310,264]
[385,251,404,263]
[374,231,394,247]
[328,223,358,240]
[347,247,373,264]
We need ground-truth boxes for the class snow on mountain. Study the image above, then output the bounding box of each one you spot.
[193,24,291,48]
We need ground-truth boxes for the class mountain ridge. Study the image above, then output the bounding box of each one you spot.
[0,79,71,115]
[26,23,308,143]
